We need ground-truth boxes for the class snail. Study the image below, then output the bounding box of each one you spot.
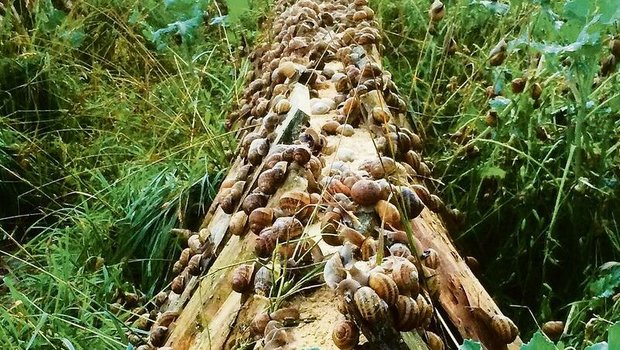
[242,192,269,215]
[396,186,425,220]
[360,236,378,261]
[490,314,519,343]
[250,312,270,337]
[255,228,277,258]
[187,234,203,255]
[321,211,343,246]
[389,243,412,258]
[187,254,202,275]
[154,291,168,307]
[360,156,396,179]
[511,77,526,94]
[322,120,341,135]
[279,191,312,219]
[415,293,434,327]
[274,98,292,115]
[542,320,564,341]
[425,331,445,350]
[178,248,191,267]
[531,82,543,101]
[270,307,300,324]
[249,208,274,235]
[336,123,355,137]
[247,138,270,166]
[375,200,401,227]
[350,179,382,206]
[324,253,347,289]
[231,264,254,294]
[257,168,286,195]
[354,286,389,323]
[254,265,273,296]
[393,295,420,331]
[428,0,445,22]
[332,319,360,350]
[271,216,304,240]
[392,258,420,296]
[371,106,390,124]
[149,325,168,347]
[421,248,440,269]
[171,272,186,293]
[368,272,399,306]
[489,39,507,66]
[228,211,248,236]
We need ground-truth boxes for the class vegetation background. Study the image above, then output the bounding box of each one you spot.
[0,0,618,349]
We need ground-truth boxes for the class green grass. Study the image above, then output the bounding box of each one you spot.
[0,0,269,348]
[375,0,620,345]
[1,0,618,348]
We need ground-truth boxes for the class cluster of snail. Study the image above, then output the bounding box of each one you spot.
[134,0,521,348]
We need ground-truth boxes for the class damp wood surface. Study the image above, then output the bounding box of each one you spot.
[156,2,522,350]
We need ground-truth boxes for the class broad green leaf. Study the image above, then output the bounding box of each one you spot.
[564,0,592,21]
[599,0,620,24]
[520,332,556,350]
[584,343,608,350]
[608,322,620,346]
[459,339,482,350]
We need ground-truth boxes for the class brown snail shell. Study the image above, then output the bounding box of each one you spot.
[336,124,355,137]
[332,319,360,350]
[415,294,434,327]
[255,229,277,258]
[274,98,292,115]
[264,329,288,348]
[279,191,312,219]
[327,178,351,196]
[257,169,284,195]
[178,248,191,267]
[411,184,431,207]
[360,237,378,261]
[362,157,396,179]
[393,295,420,331]
[248,138,269,166]
[392,259,420,296]
[324,253,347,289]
[354,286,389,323]
[187,234,203,255]
[340,226,365,248]
[249,208,274,235]
[350,179,382,206]
[404,151,422,172]
[228,211,247,236]
[231,264,253,293]
[322,120,341,135]
[187,254,202,275]
[171,274,186,294]
[321,211,343,246]
[425,331,445,350]
[271,216,303,240]
[149,325,168,347]
[490,314,519,343]
[242,192,269,215]
[154,291,168,307]
[250,312,270,337]
[422,248,440,269]
[375,200,401,227]
[428,0,445,22]
[542,320,564,341]
[293,146,312,165]
[254,266,273,296]
[368,272,399,306]
[371,106,390,124]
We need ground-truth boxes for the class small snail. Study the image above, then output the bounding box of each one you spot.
[322,120,341,135]
[171,274,186,294]
[490,314,519,344]
[274,98,292,115]
[231,264,254,294]
[178,248,191,267]
[392,259,420,296]
[350,179,382,206]
[254,265,273,296]
[187,234,203,255]
[242,192,269,215]
[389,243,412,258]
[489,39,507,66]
[279,191,312,219]
[271,216,304,240]
[422,248,440,269]
[542,320,564,341]
[354,286,389,323]
[375,200,401,227]
[249,208,274,235]
[250,312,270,337]
[368,272,399,306]
[425,331,445,350]
[332,319,360,350]
[324,253,347,289]
[187,254,202,275]
[321,211,343,246]
[428,0,445,22]
[149,325,168,347]
[397,186,425,219]
[393,295,420,331]
[228,211,247,236]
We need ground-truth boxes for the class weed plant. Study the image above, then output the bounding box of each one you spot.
[0,0,268,348]
[375,0,620,345]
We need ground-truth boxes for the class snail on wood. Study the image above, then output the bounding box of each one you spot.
[332,319,360,350]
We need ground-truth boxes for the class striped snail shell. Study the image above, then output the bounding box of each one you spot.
[242,192,269,215]
[422,248,440,269]
[332,319,360,350]
[360,237,378,261]
[279,191,312,219]
[248,207,274,235]
[255,228,277,258]
[230,264,253,294]
[415,294,434,327]
[393,295,420,331]
[425,331,445,350]
[353,286,389,323]
[490,314,519,344]
[392,259,420,296]
[271,216,303,240]
[368,272,399,306]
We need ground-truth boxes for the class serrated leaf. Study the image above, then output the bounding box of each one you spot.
[520,332,556,350]
[459,339,482,350]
